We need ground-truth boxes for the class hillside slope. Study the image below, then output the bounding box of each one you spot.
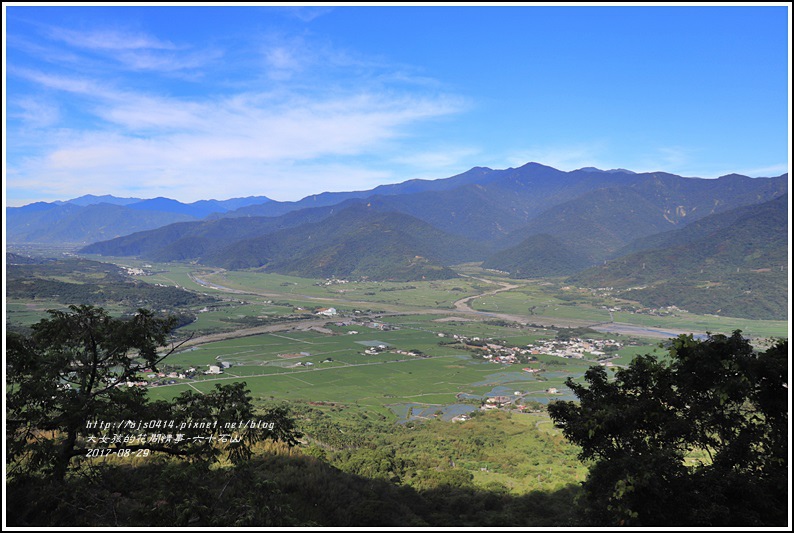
[567,195,789,319]
[201,205,487,281]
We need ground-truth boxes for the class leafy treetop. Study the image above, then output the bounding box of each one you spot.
[548,331,788,526]
[6,304,301,481]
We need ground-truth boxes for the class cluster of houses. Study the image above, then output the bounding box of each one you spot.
[392,349,429,358]
[451,333,622,365]
[315,278,353,287]
[114,361,239,389]
[524,337,622,360]
[450,334,535,364]
[205,361,233,375]
[362,344,389,355]
[334,320,399,332]
[112,365,202,389]
[289,358,334,368]
[123,266,147,276]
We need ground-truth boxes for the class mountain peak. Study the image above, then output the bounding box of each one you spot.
[716,173,751,181]
[67,194,143,206]
[576,167,636,175]
[517,161,559,171]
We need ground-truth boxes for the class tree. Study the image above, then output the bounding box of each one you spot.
[6,304,301,481]
[547,331,788,526]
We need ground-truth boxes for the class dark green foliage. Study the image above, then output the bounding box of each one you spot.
[6,258,218,312]
[5,452,581,527]
[494,172,786,266]
[6,461,297,527]
[548,331,788,526]
[620,274,787,320]
[614,194,788,257]
[6,305,301,481]
[6,410,584,527]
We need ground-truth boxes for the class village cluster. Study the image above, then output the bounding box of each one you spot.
[451,333,622,366]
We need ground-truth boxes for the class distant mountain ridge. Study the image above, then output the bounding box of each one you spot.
[80,164,785,269]
[9,161,789,318]
[62,194,143,206]
[7,194,273,244]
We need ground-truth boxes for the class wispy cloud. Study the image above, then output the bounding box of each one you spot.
[12,67,107,96]
[15,23,217,76]
[7,68,466,202]
[263,44,305,80]
[281,6,334,23]
[10,97,60,129]
[6,17,472,204]
[114,47,222,73]
[47,27,179,51]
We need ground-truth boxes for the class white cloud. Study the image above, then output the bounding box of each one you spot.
[6,20,473,204]
[7,68,466,202]
[12,68,106,96]
[10,97,60,128]
[25,24,218,75]
[266,46,300,71]
[280,6,334,23]
[47,27,178,51]
[114,48,222,73]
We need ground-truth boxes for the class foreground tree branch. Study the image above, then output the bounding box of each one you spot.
[548,331,788,526]
[7,304,301,481]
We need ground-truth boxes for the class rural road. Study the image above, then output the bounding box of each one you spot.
[186,270,695,342]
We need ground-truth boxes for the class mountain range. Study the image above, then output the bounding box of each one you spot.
[7,162,789,319]
[7,195,272,244]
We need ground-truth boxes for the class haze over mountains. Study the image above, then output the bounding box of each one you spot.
[7,195,272,244]
[7,162,788,319]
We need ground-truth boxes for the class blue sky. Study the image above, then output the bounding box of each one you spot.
[3,4,790,206]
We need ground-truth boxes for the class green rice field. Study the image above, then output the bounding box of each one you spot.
[8,258,787,423]
[145,315,597,419]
